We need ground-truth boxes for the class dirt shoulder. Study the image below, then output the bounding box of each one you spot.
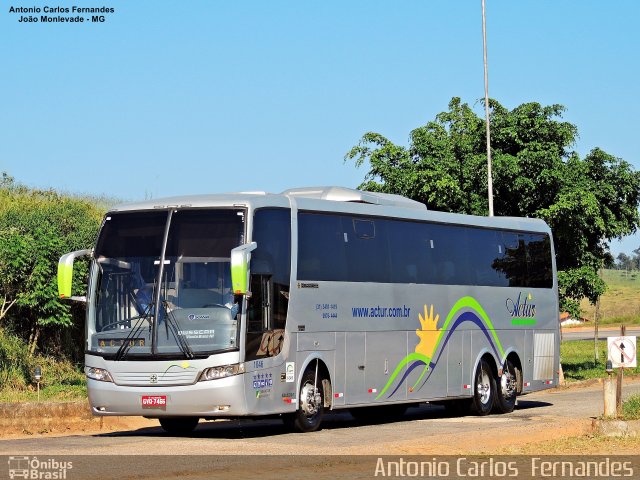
[0,401,157,439]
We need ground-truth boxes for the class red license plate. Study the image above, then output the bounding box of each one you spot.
[141,395,167,409]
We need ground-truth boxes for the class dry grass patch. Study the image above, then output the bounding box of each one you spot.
[580,269,640,325]
[495,433,640,455]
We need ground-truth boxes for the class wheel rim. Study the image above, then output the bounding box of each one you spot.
[500,368,516,399]
[477,368,491,404]
[300,381,321,417]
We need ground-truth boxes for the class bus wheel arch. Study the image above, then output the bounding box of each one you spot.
[285,357,332,432]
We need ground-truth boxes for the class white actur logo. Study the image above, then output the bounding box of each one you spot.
[8,456,73,479]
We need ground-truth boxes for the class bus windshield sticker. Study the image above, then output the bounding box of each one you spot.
[285,362,295,382]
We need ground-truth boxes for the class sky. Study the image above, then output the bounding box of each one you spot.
[1,1,639,254]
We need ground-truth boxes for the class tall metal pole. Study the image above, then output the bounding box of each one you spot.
[482,0,494,217]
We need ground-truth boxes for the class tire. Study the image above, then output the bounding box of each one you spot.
[284,368,325,432]
[159,416,199,435]
[471,359,496,416]
[494,359,519,414]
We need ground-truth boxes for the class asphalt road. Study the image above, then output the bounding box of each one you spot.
[0,380,640,464]
[562,326,640,341]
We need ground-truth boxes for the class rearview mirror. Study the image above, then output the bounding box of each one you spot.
[230,242,257,294]
[58,249,92,301]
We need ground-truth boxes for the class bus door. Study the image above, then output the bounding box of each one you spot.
[447,331,467,397]
[344,332,367,403]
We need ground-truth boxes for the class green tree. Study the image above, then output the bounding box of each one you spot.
[617,253,632,270]
[346,98,640,316]
[0,174,103,354]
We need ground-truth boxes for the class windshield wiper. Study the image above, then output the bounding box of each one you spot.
[114,300,153,361]
[161,300,194,359]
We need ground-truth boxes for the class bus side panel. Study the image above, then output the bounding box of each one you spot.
[523,329,534,392]
[344,332,366,404]
[446,331,464,397]
[461,331,473,397]
[332,331,346,406]
[366,331,408,403]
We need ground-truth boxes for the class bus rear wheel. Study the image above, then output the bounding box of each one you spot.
[471,359,496,416]
[159,416,199,435]
[284,368,325,432]
[494,359,519,414]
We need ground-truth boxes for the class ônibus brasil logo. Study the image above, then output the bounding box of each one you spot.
[8,456,73,479]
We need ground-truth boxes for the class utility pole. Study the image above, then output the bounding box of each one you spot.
[481,0,494,217]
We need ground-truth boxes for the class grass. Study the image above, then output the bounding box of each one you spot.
[0,384,86,403]
[560,339,640,381]
[622,394,640,420]
[579,269,640,326]
[0,328,86,403]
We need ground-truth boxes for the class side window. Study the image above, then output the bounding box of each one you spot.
[429,224,470,285]
[494,232,528,287]
[526,233,553,288]
[297,213,347,281]
[245,209,291,361]
[344,217,390,282]
[469,228,509,287]
[387,220,433,284]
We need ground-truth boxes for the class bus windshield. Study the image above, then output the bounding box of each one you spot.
[90,209,245,358]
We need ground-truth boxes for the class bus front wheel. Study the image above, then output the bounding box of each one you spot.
[284,368,325,432]
[159,416,199,435]
[471,359,495,416]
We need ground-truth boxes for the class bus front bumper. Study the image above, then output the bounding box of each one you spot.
[87,374,248,417]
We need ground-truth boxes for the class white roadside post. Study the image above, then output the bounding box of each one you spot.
[607,326,637,417]
[34,366,42,402]
[603,359,616,417]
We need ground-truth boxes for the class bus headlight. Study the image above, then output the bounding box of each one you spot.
[200,363,245,381]
[85,366,114,383]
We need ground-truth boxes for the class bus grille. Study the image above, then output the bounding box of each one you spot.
[111,370,199,386]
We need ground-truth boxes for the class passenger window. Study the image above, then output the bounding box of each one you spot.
[526,234,553,288]
[298,213,347,281]
[429,224,470,285]
[344,217,390,282]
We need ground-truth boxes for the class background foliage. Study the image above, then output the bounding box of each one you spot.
[346,98,640,316]
[0,173,105,367]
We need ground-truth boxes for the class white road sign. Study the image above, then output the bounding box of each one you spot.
[607,336,637,368]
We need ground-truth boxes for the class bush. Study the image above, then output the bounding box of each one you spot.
[0,328,84,391]
[622,394,640,420]
[0,328,31,389]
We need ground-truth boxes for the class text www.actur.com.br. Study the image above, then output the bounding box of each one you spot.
[352,305,411,318]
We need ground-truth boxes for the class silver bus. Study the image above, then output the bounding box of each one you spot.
[58,186,559,433]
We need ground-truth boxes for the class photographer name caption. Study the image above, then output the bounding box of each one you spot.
[8,6,115,23]
[374,457,637,478]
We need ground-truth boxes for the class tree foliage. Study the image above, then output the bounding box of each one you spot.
[346,98,640,316]
[0,173,104,355]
